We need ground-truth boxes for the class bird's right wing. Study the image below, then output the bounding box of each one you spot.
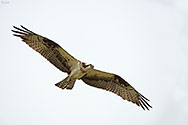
[81,69,152,110]
[12,25,79,74]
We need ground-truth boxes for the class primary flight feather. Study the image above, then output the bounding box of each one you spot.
[12,25,152,110]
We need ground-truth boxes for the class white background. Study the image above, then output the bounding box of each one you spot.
[0,0,188,125]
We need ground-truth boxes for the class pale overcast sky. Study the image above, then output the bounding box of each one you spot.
[0,0,188,125]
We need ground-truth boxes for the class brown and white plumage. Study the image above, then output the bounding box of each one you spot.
[82,69,152,110]
[12,25,152,110]
[12,25,78,74]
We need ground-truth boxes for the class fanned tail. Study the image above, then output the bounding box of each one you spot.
[55,76,76,90]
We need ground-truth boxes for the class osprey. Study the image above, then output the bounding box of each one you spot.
[12,25,152,110]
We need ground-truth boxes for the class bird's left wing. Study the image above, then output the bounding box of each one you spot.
[81,69,152,110]
[12,25,79,74]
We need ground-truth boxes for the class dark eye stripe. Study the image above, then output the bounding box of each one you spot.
[82,63,88,68]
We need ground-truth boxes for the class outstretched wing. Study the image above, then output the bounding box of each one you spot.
[12,25,78,74]
[81,69,152,110]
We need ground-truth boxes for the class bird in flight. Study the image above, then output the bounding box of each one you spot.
[12,25,152,110]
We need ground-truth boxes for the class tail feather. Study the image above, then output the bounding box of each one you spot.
[55,77,76,90]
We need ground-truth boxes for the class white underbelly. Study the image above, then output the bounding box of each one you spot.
[69,61,86,79]
[70,68,85,79]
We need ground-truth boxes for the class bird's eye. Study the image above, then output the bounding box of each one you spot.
[82,63,88,68]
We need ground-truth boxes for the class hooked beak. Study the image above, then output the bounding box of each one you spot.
[89,64,94,69]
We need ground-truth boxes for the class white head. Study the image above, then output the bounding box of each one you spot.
[80,62,94,72]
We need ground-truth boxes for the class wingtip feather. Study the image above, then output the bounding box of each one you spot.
[13,34,22,37]
[12,25,34,35]
[20,25,35,34]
